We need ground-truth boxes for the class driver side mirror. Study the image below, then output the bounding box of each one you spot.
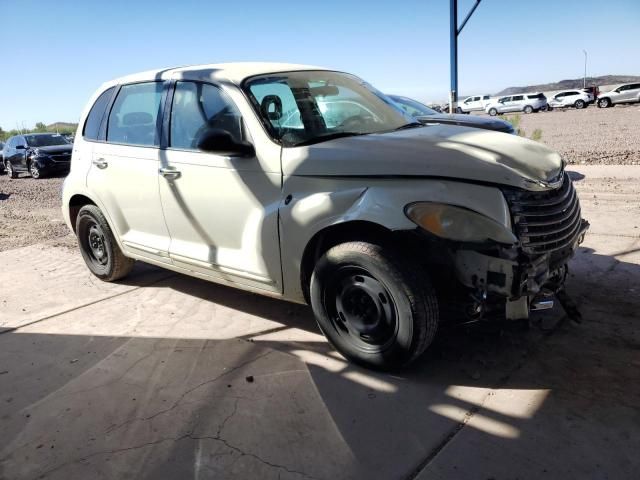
[15,145,26,150]
[196,129,255,157]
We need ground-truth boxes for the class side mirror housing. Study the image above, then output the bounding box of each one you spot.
[196,129,255,157]
[15,145,26,150]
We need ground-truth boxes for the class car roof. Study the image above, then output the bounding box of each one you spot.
[106,62,329,87]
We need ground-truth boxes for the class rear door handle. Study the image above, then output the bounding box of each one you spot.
[159,166,181,179]
[92,158,108,169]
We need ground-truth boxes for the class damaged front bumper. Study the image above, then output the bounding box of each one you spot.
[452,218,589,320]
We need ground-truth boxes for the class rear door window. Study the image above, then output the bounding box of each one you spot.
[107,82,165,146]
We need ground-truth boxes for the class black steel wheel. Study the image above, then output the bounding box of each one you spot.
[76,204,134,281]
[310,241,439,370]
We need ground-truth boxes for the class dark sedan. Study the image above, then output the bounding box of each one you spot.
[3,133,72,179]
[388,95,515,134]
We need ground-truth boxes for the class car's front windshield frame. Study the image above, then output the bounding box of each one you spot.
[24,134,69,147]
[242,70,417,147]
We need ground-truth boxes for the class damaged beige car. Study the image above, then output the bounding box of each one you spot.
[62,63,589,369]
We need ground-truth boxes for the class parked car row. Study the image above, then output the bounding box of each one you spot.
[434,82,640,117]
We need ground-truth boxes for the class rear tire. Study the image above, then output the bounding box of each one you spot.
[575,99,586,109]
[456,107,463,114]
[598,98,611,108]
[524,105,534,114]
[488,108,498,116]
[309,241,439,370]
[76,205,134,281]
[5,161,17,179]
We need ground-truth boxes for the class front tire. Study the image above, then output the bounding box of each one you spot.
[309,241,439,370]
[488,108,498,116]
[5,161,17,179]
[598,98,611,108]
[575,99,586,109]
[76,205,134,281]
[29,162,42,179]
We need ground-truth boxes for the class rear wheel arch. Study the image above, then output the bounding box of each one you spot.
[69,194,97,233]
[300,221,395,303]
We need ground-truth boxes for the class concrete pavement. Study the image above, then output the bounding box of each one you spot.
[1,165,639,479]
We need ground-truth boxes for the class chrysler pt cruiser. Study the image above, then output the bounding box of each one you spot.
[62,63,588,369]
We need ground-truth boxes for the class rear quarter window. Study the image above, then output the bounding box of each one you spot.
[83,87,115,141]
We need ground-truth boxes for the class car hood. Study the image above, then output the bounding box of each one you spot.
[282,124,563,191]
[415,113,514,133]
[31,145,72,155]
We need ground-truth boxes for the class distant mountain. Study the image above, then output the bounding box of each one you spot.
[495,75,640,96]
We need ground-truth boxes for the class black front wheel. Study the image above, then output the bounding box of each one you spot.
[310,241,439,370]
[76,205,134,281]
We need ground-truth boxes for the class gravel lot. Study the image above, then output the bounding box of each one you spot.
[0,174,74,252]
[1,105,637,251]
[495,104,640,165]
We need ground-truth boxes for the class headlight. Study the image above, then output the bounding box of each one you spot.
[405,202,517,244]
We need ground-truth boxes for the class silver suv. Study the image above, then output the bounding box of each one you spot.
[62,63,588,369]
[597,83,640,108]
[486,93,548,116]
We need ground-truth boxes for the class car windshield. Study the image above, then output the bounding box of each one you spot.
[24,134,69,147]
[388,95,438,117]
[244,71,416,147]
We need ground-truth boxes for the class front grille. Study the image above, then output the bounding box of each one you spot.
[503,173,583,255]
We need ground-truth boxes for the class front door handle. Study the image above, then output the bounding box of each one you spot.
[159,166,181,179]
[92,158,108,169]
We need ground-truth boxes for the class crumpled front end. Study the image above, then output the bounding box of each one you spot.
[450,172,589,320]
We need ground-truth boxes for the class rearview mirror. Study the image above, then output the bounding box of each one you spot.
[196,129,255,157]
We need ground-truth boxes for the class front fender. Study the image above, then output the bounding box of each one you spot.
[279,175,510,302]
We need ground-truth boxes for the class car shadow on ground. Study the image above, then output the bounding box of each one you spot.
[0,246,638,479]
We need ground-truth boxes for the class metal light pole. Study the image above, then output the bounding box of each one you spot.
[583,50,588,88]
[450,0,482,113]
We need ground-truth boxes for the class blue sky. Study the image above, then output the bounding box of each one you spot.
[1,0,638,128]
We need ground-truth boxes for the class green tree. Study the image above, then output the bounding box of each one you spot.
[34,122,47,132]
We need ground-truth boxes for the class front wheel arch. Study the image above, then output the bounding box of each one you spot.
[300,221,394,303]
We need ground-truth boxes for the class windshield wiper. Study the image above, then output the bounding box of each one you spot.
[294,131,366,147]
[395,122,424,131]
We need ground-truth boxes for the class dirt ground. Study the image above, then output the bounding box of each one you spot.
[496,104,640,165]
[0,174,74,252]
